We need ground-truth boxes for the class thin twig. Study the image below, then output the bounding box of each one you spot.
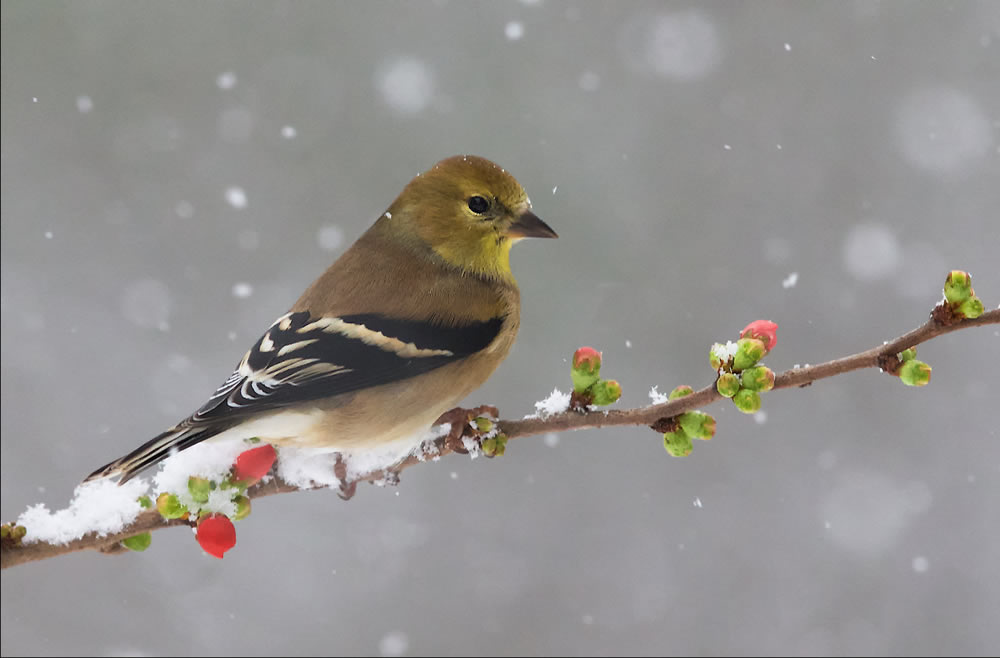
[2,306,996,570]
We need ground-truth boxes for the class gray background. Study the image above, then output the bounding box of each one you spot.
[2,1,999,656]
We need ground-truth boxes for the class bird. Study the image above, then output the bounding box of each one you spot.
[86,155,557,484]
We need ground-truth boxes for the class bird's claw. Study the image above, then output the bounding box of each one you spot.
[333,454,357,500]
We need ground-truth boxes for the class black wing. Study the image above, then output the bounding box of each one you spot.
[191,311,505,424]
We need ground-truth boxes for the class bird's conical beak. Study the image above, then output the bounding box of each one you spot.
[507,210,558,239]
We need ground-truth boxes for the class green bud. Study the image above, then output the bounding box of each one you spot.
[188,477,212,504]
[219,477,248,493]
[733,389,762,414]
[156,492,188,520]
[590,379,622,406]
[663,430,693,457]
[480,433,508,457]
[232,495,251,521]
[137,495,152,509]
[732,338,767,371]
[668,385,694,400]
[943,270,972,304]
[899,359,931,387]
[474,417,493,433]
[716,372,740,398]
[740,366,775,392]
[709,343,727,371]
[121,532,152,552]
[957,297,984,319]
[245,437,261,444]
[678,411,716,441]
[899,348,917,362]
[1,524,27,545]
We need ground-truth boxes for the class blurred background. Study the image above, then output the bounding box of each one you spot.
[2,1,998,655]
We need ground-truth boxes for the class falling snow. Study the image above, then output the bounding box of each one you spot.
[842,223,901,281]
[376,56,435,114]
[216,71,237,89]
[505,21,525,41]
[317,225,345,251]
[231,282,254,299]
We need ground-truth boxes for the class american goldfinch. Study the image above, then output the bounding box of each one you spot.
[87,155,556,483]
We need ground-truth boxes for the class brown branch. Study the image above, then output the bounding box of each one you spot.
[3,305,996,570]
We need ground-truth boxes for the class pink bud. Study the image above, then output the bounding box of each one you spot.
[572,346,602,372]
[740,320,778,352]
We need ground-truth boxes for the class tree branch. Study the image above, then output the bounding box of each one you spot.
[3,305,996,570]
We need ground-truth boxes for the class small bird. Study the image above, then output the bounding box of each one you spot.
[87,155,556,484]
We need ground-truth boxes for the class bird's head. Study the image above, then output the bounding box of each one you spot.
[385,155,557,281]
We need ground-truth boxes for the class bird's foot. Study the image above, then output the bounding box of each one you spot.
[333,454,357,501]
[435,405,504,457]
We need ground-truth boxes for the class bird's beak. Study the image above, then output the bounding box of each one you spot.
[506,210,558,239]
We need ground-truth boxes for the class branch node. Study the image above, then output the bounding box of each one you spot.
[878,352,903,376]
[930,302,961,327]
[649,417,678,434]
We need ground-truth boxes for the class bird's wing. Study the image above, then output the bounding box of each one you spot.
[86,309,505,483]
[190,310,505,425]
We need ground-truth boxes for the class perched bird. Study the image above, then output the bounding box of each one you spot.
[87,155,556,484]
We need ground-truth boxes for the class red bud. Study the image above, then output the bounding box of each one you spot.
[740,320,778,352]
[233,444,277,484]
[572,346,602,372]
[196,514,237,559]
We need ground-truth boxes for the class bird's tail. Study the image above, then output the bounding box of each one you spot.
[84,424,219,485]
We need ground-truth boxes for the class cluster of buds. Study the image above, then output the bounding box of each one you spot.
[0,522,27,546]
[472,416,508,457]
[942,270,984,319]
[894,347,932,387]
[710,320,778,414]
[661,386,717,457]
[571,347,622,408]
[124,442,278,558]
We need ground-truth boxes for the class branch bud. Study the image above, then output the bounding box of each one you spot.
[156,492,188,520]
[740,366,775,392]
[732,337,767,371]
[899,359,931,387]
[678,411,716,440]
[196,514,237,559]
[187,476,212,504]
[957,297,984,319]
[571,347,602,393]
[716,372,740,398]
[943,270,973,304]
[733,389,762,414]
[668,385,694,400]
[232,495,252,521]
[121,532,152,552]
[590,379,622,406]
[663,429,693,457]
[233,444,277,486]
[740,320,778,353]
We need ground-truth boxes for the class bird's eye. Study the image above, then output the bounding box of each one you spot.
[467,196,490,215]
